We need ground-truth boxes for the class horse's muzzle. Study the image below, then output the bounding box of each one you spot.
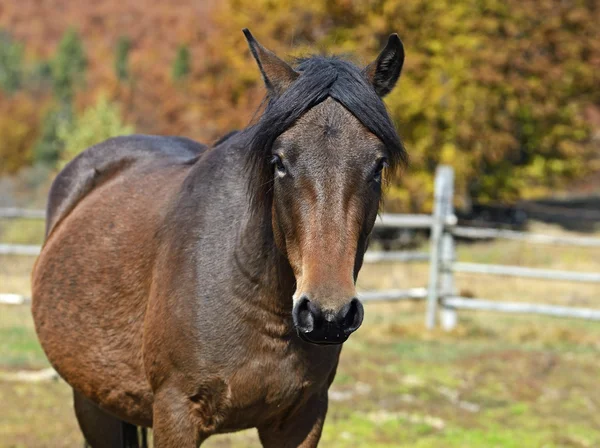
[292,296,364,345]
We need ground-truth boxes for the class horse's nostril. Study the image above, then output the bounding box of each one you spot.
[339,298,364,334]
[293,296,362,344]
[292,296,315,333]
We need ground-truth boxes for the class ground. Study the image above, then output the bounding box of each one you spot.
[0,221,598,447]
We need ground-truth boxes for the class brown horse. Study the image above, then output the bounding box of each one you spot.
[31,29,406,447]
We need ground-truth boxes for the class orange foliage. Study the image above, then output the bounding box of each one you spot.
[0,0,220,141]
[0,0,598,209]
[0,91,47,174]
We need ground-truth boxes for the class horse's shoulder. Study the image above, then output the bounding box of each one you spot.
[45,134,208,238]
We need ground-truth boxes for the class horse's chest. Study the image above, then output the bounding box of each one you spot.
[223,347,337,428]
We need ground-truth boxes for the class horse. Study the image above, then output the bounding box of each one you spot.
[31,29,406,447]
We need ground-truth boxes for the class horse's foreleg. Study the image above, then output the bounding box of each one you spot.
[258,393,328,448]
[152,386,210,447]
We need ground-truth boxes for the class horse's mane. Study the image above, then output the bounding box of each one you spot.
[213,130,240,147]
[244,55,407,210]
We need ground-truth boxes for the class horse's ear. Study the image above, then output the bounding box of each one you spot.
[364,34,404,98]
[243,28,299,96]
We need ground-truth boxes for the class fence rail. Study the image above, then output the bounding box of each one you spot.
[443,297,600,321]
[374,213,457,229]
[360,288,427,302]
[0,243,41,256]
[452,226,600,247]
[0,210,444,258]
[363,251,429,263]
[0,209,435,304]
[0,208,452,227]
[451,262,600,283]
[0,208,45,219]
[0,243,431,263]
[0,293,30,305]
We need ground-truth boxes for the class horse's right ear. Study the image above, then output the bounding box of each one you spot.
[243,28,299,96]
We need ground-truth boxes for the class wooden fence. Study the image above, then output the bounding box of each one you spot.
[425,166,600,329]
[1,165,599,329]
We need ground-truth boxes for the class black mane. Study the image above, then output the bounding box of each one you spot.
[245,55,407,210]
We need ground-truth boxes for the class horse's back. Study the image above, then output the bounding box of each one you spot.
[45,134,206,237]
[33,135,205,426]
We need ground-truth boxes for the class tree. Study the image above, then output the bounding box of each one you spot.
[58,95,134,167]
[0,0,597,211]
[115,36,132,81]
[172,45,191,81]
[33,28,88,166]
[0,31,24,93]
[51,27,87,103]
[33,105,73,165]
[0,92,41,173]
[197,0,599,211]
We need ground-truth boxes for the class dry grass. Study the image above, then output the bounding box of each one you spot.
[358,221,599,307]
[0,221,599,447]
[0,255,36,297]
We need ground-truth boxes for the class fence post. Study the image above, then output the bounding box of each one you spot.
[426,166,454,329]
[439,233,457,330]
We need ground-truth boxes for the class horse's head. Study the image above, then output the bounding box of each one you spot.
[244,30,406,345]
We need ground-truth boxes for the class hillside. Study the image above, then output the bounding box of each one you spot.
[0,0,598,212]
[0,0,228,141]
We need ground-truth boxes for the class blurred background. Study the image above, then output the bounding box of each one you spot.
[0,0,598,447]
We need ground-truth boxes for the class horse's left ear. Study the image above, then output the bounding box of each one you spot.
[243,28,299,96]
[364,34,405,98]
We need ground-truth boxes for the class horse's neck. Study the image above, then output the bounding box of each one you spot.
[234,207,296,315]
[204,136,296,314]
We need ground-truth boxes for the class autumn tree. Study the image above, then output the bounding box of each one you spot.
[0,0,597,211]
[172,45,191,81]
[58,95,134,167]
[0,92,41,174]
[0,31,23,93]
[51,27,87,103]
[115,36,131,81]
[197,0,599,211]
[34,28,87,165]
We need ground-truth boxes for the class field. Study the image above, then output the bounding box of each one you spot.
[1,222,599,447]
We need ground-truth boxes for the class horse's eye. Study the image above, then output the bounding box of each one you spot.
[372,158,388,183]
[271,154,287,176]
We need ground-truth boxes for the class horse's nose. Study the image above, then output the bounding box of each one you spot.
[292,296,364,345]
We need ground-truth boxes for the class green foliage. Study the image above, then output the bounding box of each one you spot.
[15,28,87,167]
[28,60,53,89]
[58,95,133,166]
[205,0,599,211]
[0,31,24,93]
[34,94,133,168]
[115,36,131,81]
[0,3,597,211]
[172,45,191,81]
[33,104,72,165]
[51,28,87,103]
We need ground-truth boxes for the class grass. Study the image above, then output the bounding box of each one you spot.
[0,221,599,447]
[0,256,36,297]
[0,379,81,448]
[0,218,45,245]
